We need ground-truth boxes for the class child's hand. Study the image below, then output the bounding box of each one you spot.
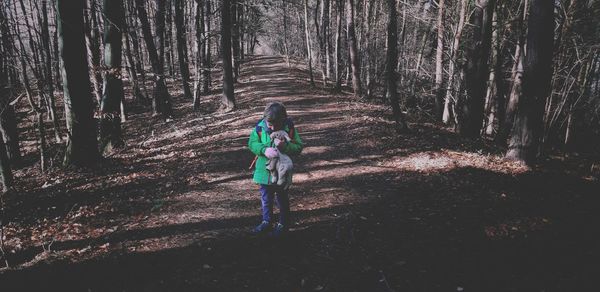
[265,147,279,159]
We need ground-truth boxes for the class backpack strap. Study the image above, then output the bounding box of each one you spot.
[255,121,263,141]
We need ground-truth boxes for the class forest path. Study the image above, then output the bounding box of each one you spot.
[2,56,599,291]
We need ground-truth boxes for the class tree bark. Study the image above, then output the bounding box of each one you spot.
[221,0,236,110]
[506,0,554,165]
[442,0,468,125]
[434,0,445,121]
[458,0,495,137]
[346,0,361,96]
[0,5,21,167]
[99,0,125,154]
[0,134,12,192]
[124,29,144,102]
[283,0,291,67]
[165,0,175,76]
[85,0,103,105]
[135,0,173,117]
[193,0,204,110]
[57,0,99,167]
[231,0,240,83]
[303,0,315,87]
[334,0,343,91]
[386,0,407,131]
[497,0,526,144]
[175,0,192,99]
[203,0,212,94]
[126,0,149,99]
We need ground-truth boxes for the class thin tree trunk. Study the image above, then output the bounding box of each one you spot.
[0,134,12,192]
[434,0,445,121]
[126,0,149,99]
[484,8,500,136]
[221,0,236,110]
[124,31,144,101]
[506,0,554,165]
[325,0,332,79]
[53,5,61,90]
[346,0,361,96]
[231,0,240,83]
[17,42,47,171]
[175,0,192,99]
[303,0,315,87]
[334,0,343,91]
[363,0,375,98]
[283,0,291,67]
[203,0,212,94]
[41,0,62,143]
[442,0,467,125]
[85,0,103,104]
[497,0,526,144]
[165,0,175,76]
[386,0,407,131]
[193,0,203,110]
[239,2,245,61]
[99,0,125,154]
[135,0,173,117]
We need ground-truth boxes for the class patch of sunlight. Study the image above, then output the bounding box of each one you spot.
[302,146,335,155]
[382,150,529,174]
[294,164,389,183]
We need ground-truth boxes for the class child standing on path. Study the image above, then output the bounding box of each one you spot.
[248,102,303,236]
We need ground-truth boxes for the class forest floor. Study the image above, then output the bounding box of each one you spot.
[1,56,600,291]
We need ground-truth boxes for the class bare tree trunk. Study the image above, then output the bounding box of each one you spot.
[497,0,526,144]
[126,0,149,99]
[442,0,467,125]
[124,31,144,102]
[458,0,495,137]
[434,0,445,121]
[231,0,240,83]
[53,4,61,90]
[0,134,12,192]
[283,0,291,67]
[324,0,331,79]
[0,5,21,167]
[506,0,554,165]
[41,0,62,143]
[165,0,175,76]
[346,0,361,96]
[203,0,212,94]
[239,2,245,61]
[57,0,99,167]
[193,0,204,110]
[484,8,500,136]
[84,0,103,105]
[135,0,173,117]
[175,0,192,99]
[221,0,236,110]
[334,0,343,91]
[303,0,315,87]
[99,0,125,154]
[363,0,374,98]
[386,0,407,131]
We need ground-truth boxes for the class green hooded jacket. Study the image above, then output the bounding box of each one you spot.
[248,118,303,185]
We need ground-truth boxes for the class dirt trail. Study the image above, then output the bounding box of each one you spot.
[2,56,599,291]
